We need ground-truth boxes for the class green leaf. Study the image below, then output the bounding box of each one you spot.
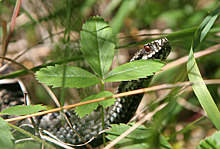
[35,65,101,88]
[106,124,151,139]
[187,5,220,130]
[192,6,220,50]
[80,16,115,79]
[212,131,220,145]
[196,131,220,149]
[0,105,47,115]
[75,94,98,118]
[106,124,172,149]
[0,117,14,149]
[105,59,165,82]
[95,91,115,107]
[15,141,40,149]
[75,91,115,118]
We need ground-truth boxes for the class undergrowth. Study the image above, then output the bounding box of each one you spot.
[0,1,220,149]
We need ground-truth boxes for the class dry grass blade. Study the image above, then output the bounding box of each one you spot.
[103,103,168,149]
[4,79,220,123]
[41,84,92,148]
[0,56,35,76]
[161,44,220,72]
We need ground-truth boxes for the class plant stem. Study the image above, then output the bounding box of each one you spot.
[60,0,72,107]
[101,81,106,146]
[8,123,55,149]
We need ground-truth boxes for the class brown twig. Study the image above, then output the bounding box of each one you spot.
[1,0,22,66]
[103,103,168,149]
[4,79,220,123]
[161,44,220,72]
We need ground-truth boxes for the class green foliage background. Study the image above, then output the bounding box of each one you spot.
[0,0,220,148]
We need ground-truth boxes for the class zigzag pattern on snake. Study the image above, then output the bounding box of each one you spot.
[0,37,171,148]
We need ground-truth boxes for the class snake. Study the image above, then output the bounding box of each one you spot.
[0,37,171,148]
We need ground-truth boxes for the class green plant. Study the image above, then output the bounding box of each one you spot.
[35,16,166,147]
[1,1,220,149]
[0,16,166,148]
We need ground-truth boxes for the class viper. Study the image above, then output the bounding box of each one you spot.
[0,37,171,148]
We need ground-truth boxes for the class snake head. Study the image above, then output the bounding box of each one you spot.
[130,37,171,62]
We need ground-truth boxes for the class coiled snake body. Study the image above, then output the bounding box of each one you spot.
[0,37,171,148]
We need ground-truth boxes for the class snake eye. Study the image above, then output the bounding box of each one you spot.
[144,45,151,52]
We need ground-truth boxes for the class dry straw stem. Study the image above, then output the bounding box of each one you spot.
[5,79,220,123]
[161,44,220,72]
[103,103,168,149]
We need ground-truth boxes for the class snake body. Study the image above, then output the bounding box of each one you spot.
[0,37,171,148]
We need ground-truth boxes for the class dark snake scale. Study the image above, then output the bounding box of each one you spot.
[0,37,171,148]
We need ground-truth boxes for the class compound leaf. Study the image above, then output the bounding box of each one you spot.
[0,105,46,115]
[80,16,115,79]
[75,91,115,118]
[105,59,165,82]
[36,65,101,88]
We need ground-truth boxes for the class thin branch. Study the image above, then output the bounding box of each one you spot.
[0,56,35,76]
[8,123,55,149]
[161,44,220,72]
[4,79,220,123]
[103,103,168,149]
[1,0,22,66]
